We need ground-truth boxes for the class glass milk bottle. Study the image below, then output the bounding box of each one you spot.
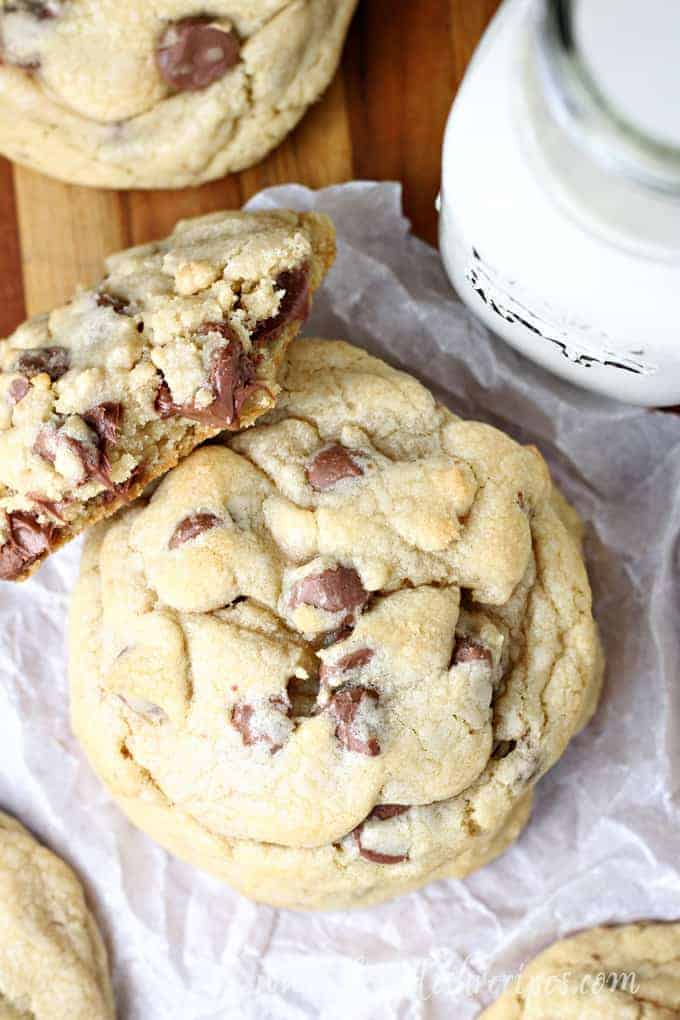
[438,0,680,406]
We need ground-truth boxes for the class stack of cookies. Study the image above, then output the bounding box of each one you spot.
[0,205,603,916]
[4,3,674,1017]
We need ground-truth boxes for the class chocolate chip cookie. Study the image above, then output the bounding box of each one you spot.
[480,923,680,1018]
[0,811,115,1019]
[0,0,358,188]
[69,339,602,910]
[0,208,335,581]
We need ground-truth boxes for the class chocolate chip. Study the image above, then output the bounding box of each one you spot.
[96,292,131,316]
[154,379,176,418]
[292,566,369,615]
[452,636,492,666]
[353,829,408,865]
[231,695,290,753]
[0,510,56,580]
[33,423,112,489]
[32,427,57,465]
[13,347,69,382]
[368,804,409,821]
[320,647,373,684]
[352,804,409,864]
[328,686,380,756]
[156,17,240,92]
[251,265,310,347]
[307,444,363,492]
[8,377,29,405]
[168,512,220,550]
[311,623,354,651]
[27,492,70,522]
[82,402,123,448]
[154,340,260,429]
[205,339,260,426]
[100,463,145,506]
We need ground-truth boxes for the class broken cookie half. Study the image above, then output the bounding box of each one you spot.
[0,207,335,581]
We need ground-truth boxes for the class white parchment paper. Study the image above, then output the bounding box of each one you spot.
[1,182,680,1019]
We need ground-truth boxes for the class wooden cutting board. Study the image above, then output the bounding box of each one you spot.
[0,0,501,334]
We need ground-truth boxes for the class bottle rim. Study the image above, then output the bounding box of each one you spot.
[537,0,680,196]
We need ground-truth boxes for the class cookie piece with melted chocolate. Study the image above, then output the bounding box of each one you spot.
[0,208,335,581]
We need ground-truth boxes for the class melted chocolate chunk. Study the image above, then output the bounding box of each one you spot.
[328,686,380,756]
[8,377,29,405]
[231,695,290,754]
[33,424,112,489]
[156,17,240,91]
[251,265,310,347]
[307,444,363,492]
[0,510,56,580]
[27,492,70,522]
[168,512,220,550]
[154,380,176,418]
[100,464,145,506]
[452,636,492,666]
[154,340,260,429]
[292,566,369,615]
[13,347,69,382]
[82,402,123,447]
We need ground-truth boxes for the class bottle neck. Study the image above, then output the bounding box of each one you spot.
[536,0,680,196]
[517,0,680,256]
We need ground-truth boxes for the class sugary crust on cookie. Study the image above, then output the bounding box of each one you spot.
[480,922,680,1018]
[0,811,114,1020]
[0,209,335,581]
[0,0,358,188]
[69,339,602,910]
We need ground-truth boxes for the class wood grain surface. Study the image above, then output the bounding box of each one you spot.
[0,0,502,333]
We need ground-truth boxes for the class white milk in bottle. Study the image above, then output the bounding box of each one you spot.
[438,0,680,406]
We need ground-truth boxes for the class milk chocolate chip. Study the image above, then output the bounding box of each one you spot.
[168,512,220,550]
[328,686,380,756]
[33,423,112,488]
[352,804,409,864]
[251,265,310,347]
[8,377,29,405]
[368,804,409,821]
[13,347,69,382]
[307,444,363,492]
[0,510,56,580]
[155,340,259,428]
[156,17,240,91]
[452,636,492,666]
[231,695,291,754]
[320,647,373,684]
[292,566,369,615]
[83,402,123,447]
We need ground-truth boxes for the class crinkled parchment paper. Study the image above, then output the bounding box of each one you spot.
[1,182,680,1019]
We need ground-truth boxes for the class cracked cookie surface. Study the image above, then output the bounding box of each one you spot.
[480,922,680,1019]
[0,811,114,1020]
[0,208,335,581]
[0,0,358,188]
[69,339,602,910]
